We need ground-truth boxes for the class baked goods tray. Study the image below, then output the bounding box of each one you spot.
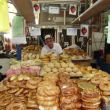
[71,58,91,61]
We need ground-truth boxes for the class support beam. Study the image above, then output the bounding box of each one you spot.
[32,0,80,4]
[12,0,35,23]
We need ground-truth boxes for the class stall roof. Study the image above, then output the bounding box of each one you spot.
[72,0,110,24]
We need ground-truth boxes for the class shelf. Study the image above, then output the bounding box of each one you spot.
[32,0,80,4]
[72,0,110,24]
[12,0,35,23]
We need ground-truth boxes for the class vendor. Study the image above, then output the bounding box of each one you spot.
[41,34,63,56]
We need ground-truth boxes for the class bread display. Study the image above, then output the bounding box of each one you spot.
[1,52,110,110]
[0,73,42,110]
[40,52,58,64]
[78,82,101,110]
[6,60,42,77]
[64,48,91,61]
[59,77,81,110]
[37,80,60,110]
[22,45,41,61]
[41,61,83,77]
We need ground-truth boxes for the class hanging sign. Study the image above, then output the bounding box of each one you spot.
[67,28,77,36]
[69,4,77,15]
[49,6,60,14]
[29,27,41,36]
[33,3,40,13]
[80,24,89,37]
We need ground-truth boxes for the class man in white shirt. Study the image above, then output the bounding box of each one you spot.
[41,35,63,56]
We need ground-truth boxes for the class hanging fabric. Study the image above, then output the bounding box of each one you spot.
[0,0,10,32]
[12,16,26,44]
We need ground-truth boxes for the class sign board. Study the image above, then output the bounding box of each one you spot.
[29,27,41,36]
[49,6,60,14]
[67,28,77,36]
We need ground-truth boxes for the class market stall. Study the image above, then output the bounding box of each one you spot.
[0,0,110,110]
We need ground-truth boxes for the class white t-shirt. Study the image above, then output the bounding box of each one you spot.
[41,43,63,56]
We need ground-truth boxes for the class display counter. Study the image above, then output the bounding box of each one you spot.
[72,59,92,66]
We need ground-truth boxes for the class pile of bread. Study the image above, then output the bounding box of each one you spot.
[0,73,42,110]
[1,61,110,109]
[64,48,89,60]
[41,61,82,77]
[40,53,58,64]
[6,60,42,77]
[22,45,41,60]
[37,81,60,110]
[64,48,87,56]
[78,82,101,110]
[59,74,81,110]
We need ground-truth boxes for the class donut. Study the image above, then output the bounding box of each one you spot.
[99,81,110,92]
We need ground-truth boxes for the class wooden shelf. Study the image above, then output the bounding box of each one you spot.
[12,0,35,23]
[72,0,110,24]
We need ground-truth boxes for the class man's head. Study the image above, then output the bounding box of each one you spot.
[44,35,54,49]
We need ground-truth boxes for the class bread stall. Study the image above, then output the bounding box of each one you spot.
[64,45,92,66]
[1,0,110,110]
[0,55,110,110]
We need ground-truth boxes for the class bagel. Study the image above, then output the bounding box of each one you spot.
[99,81,110,92]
